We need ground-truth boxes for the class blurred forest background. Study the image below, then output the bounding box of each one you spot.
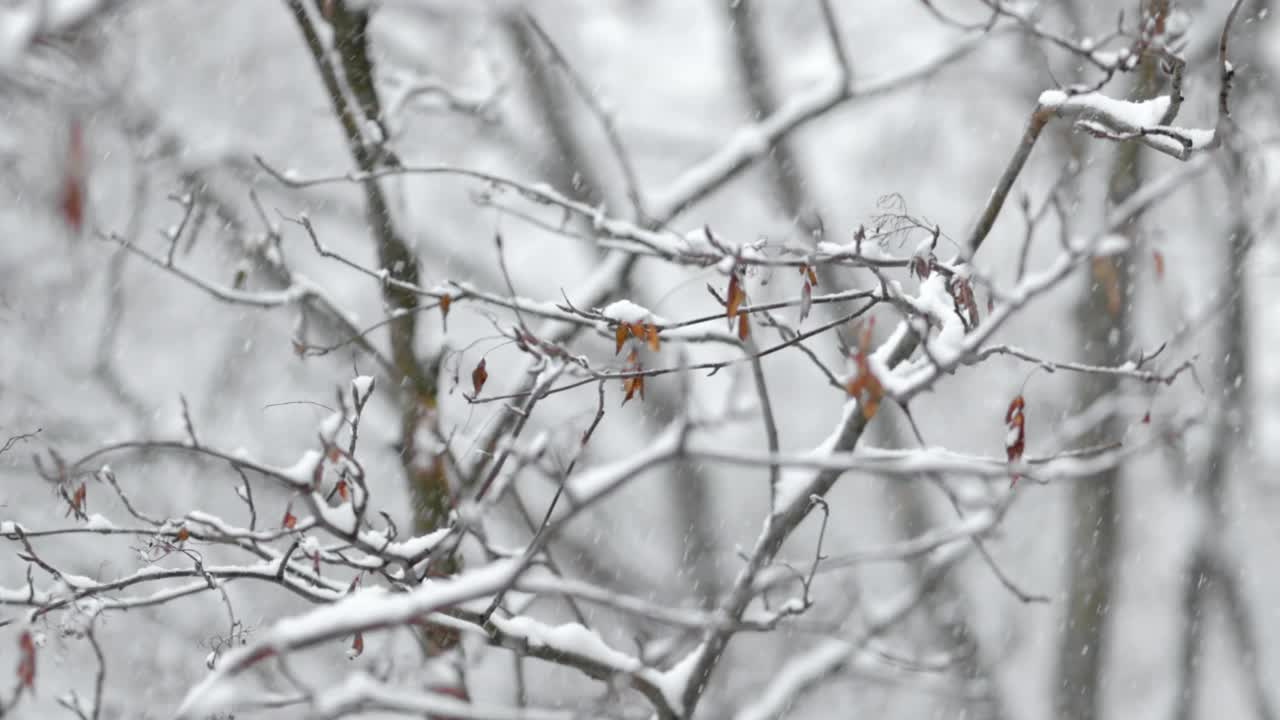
[1,0,1279,718]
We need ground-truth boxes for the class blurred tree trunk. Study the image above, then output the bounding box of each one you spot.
[1172,2,1275,717]
[1055,2,1166,716]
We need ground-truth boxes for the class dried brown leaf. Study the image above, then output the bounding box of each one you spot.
[17,631,34,690]
[726,273,744,323]
[1005,394,1026,485]
[471,358,488,396]
[644,323,660,351]
[614,324,628,354]
[622,375,644,405]
[60,118,85,233]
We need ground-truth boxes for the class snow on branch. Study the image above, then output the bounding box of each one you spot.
[1,1,1251,718]
[177,559,522,718]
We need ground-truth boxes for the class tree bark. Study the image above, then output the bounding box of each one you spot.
[1055,2,1165,716]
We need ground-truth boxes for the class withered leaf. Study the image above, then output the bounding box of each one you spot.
[17,631,34,690]
[949,277,980,330]
[60,118,85,233]
[622,374,645,405]
[845,365,883,421]
[614,324,628,354]
[471,358,488,396]
[1152,250,1165,280]
[845,322,883,421]
[857,317,875,353]
[350,631,364,659]
[282,508,297,530]
[799,280,813,323]
[910,255,932,280]
[67,482,86,519]
[1005,395,1026,485]
[439,293,451,332]
[622,350,644,405]
[644,323,660,352]
[726,273,744,324]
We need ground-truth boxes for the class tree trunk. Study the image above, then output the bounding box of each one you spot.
[1055,3,1165,715]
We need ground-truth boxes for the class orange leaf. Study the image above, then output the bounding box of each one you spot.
[350,631,364,658]
[860,389,881,420]
[644,323,660,352]
[471,358,488,396]
[439,293,451,332]
[1005,395,1026,485]
[282,508,297,530]
[336,479,348,501]
[1003,392,1024,458]
[69,482,86,518]
[622,375,644,405]
[726,273,744,322]
[614,324,628,354]
[737,312,749,341]
[844,337,883,421]
[175,527,190,543]
[805,265,819,286]
[1005,395,1025,424]
[858,318,875,353]
[622,348,644,405]
[17,631,34,690]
